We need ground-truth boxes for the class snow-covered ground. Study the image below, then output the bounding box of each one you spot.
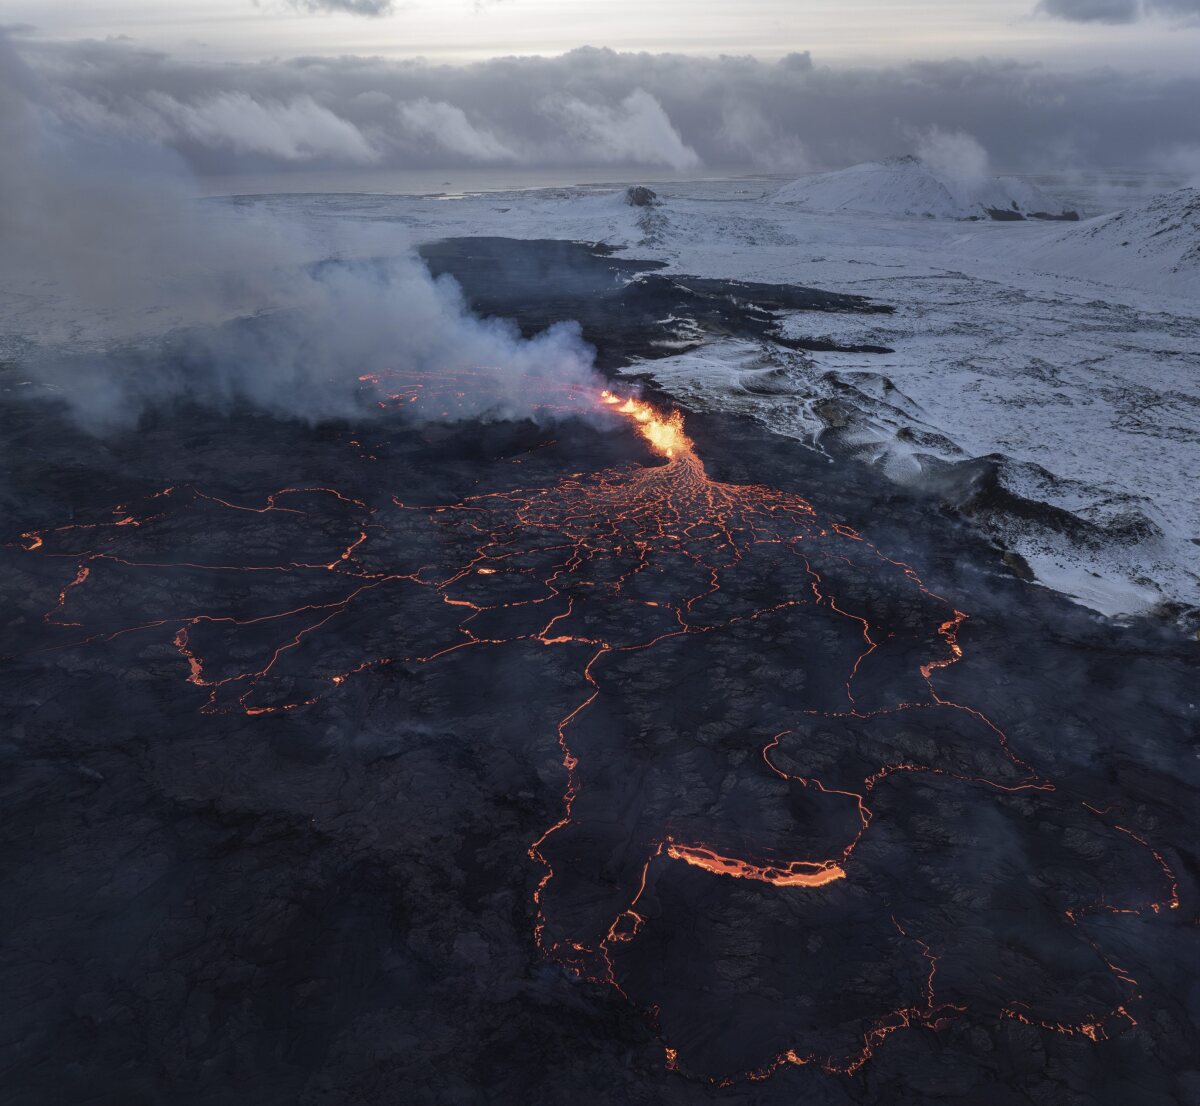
[5,170,1198,617]
[772,156,1077,222]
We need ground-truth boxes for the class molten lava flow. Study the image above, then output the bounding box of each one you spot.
[600,390,693,460]
[665,842,845,888]
[12,373,1181,1089]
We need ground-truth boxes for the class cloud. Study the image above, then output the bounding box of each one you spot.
[284,0,395,15]
[545,89,700,171]
[1038,0,1200,20]
[11,40,1200,175]
[397,97,517,161]
[1037,0,1139,20]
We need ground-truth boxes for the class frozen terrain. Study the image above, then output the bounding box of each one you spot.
[772,156,1078,222]
[2,173,1197,618]
[989,187,1200,300]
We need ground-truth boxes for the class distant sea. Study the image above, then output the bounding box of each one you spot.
[197,165,1193,218]
[195,165,755,200]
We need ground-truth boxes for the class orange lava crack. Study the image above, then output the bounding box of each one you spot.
[13,377,1180,1086]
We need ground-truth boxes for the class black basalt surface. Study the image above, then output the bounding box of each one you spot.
[0,242,1196,1106]
[417,238,895,365]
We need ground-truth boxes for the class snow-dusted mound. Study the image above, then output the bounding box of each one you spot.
[1005,187,1200,300]
[773,156,1077,221]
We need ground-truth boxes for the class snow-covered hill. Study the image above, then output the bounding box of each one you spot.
[773,156,1077,221]
[1002,187,1200,300]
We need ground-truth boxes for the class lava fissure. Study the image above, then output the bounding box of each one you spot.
[14,375,1180,1086]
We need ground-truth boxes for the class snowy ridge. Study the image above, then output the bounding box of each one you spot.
[999,187,1200,300]
[773,156,1076,222]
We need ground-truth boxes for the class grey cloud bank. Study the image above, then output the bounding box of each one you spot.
[1039,0,1200,20]
[284,0,396,15]
[19,40,1200,175]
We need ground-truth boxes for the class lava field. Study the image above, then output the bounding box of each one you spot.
[1,243,1196,1106]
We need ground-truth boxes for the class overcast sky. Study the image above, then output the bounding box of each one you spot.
[4,2,1199,178]
[7,0,1200,68]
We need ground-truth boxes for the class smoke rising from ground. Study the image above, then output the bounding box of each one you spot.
[544,88,700,171]
[0,34,600,432]
[1160,144,1200,185]
[913,128,991,181]
[397,98,518,162]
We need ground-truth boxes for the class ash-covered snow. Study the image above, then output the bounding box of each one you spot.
[771,156,1077,222]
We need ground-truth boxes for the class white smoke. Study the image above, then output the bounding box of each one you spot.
[544,89,701,171]
[397,98,518,162]
[717,100,811,173]
[914,127,991,181]
[1158,143,1200,185]
[0,34,600,432]
[147,91,380,163]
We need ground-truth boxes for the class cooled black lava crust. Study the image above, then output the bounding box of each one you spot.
[0,241,1195,1106]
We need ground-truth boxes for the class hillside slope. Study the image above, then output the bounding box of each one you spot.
[773,156,1077,221]
[1004,187,1200,299]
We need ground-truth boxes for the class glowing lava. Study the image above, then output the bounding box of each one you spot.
[665,842,846,888]
[600,389,693,460]
[11,373,1181,1089]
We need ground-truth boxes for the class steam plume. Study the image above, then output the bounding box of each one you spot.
[0,33,599,432]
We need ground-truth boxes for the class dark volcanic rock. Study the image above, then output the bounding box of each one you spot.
[416,238,894,366]
[0,243,1195,1105]
[625,186,659,208]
